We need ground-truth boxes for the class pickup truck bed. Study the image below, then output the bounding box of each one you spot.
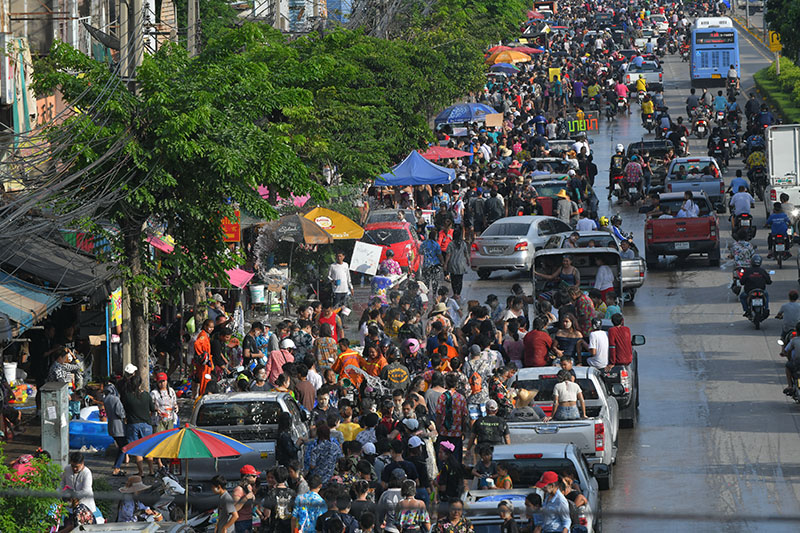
[645,192,721,267]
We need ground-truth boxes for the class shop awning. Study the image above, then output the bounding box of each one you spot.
[0,272,63,340]
[0,234,114,297]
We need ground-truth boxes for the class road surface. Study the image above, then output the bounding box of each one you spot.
[460,25,800,532]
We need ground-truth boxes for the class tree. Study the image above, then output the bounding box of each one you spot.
[34,24,324,384]
[765,0,800,61]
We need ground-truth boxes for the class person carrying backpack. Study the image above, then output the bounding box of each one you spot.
[434,373,468,464]
[484,190,505,225]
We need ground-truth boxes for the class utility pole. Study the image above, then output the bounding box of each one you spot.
[117,0,144,91]
[187,0,198,56]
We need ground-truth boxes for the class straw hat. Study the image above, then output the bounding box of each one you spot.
[119,475,151,493]
[556,189,570,200]
[429,302,448,316]
[516,388,538,408]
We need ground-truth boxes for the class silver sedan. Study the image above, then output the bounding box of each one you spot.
[470,216,572,280]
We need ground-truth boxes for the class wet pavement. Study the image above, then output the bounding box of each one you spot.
[461,28,800,532]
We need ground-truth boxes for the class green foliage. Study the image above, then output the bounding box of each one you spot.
[93,476,115,523]
[765,0,800,61]
[754,65,800,124]
[0,445,63,533]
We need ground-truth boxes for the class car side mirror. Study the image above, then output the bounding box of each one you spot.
[610,384,625,395]
[632,334,646,346]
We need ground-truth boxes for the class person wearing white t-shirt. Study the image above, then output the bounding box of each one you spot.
[328,252,353,308]
[549,370,586,421]
[586,319,609,369]
[729,186,755,217]
[593,256,615,301]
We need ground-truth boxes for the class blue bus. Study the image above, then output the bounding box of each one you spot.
[690,17,740,86]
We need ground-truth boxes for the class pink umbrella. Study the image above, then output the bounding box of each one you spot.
[513,46,545,54]
[421,146,474,161]
[528,9,545,19]
[487,45,513,54]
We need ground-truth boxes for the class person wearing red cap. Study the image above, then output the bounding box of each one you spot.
[150,372,178,469]
[231,465,259,532]
[536,471,571,533]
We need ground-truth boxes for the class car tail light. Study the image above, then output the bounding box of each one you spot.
[645,224,653,240]
[710,220,717,238]
[666,183,672,192]
[471,243,478,251]
[595,422,605,452]
[514,453,543,459]
[659,72,662,81]
[770,189,777,202]
[515,242,529,251]
[620,368,631,394]
[720,181,725,195]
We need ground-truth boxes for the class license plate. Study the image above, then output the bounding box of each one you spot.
[487,246,505,254]
[698,126,705,132]
[712,74,721,79]
[675,242,690,250]
[776,244,785,251]
[741,219,750,226]
[752,298,764,306]
[629,187,638,193]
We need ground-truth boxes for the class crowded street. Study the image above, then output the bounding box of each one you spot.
[3,0,800,532]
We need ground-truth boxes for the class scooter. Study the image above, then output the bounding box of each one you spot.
[681,46,690,62]
[605,101,616,121]
[624,180,642,205]
[746,288,769,329]
[751,165,767,201]
[617,96,628,114]
[152,468,186,522]
[732,212,756,240]
[643,113,655,133]
[693,115,709,138]
[710,144,727,170]
[730,266,745,295]
[715,109,726,125]
[777,338,800,403]
[771,231,792,269]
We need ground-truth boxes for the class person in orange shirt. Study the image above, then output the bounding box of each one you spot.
[331,338,366,389]
[362,345,387,377]
[193,319,215,399]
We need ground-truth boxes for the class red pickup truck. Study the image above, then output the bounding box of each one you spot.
[644,192,722,268]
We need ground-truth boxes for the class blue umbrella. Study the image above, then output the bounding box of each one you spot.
[490,62,519,74]
[434,102,498,124]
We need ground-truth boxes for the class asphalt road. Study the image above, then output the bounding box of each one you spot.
[460,29,800,532]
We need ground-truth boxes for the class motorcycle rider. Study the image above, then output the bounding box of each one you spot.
[745,147,767,181]
[668,117,689,155]
[614,79,630,113]
[635,75,647,95]
[776,291,800,338]
[686,87,700,117]
[780,193,796,224]
[729,185,755,220]
[713,90,728,118]
[641,94,655,126]
[707,126,728,164]
[779,322,800,395]
[726,64,739,91]
[726,97,741,127]
[608,144,627,199]
[729,169,750,194]
[766,202,791,257]
[727,229,756,268]
[744,93,760,122]
[757,104,776,128]
[622,155,644,201]
[740,254,772,316]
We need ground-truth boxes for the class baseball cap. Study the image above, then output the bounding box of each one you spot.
[362,442,376,455]
[535,471,560,488]
[240,465,261,476]
[469,345,481,356]
[212,293,225,303]
[402,418,419,431]
[486,399,499,411]
[408,436,424,448]
[391,468,407,480]
[124,364,137,375]
[156,372,168,382]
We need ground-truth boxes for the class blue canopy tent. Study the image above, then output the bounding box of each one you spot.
[434,103,498,125]
[374,150,456,187]
[0,272,62,341]
[489,62,519,74]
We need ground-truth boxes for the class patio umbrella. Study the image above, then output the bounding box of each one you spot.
[511,46,545,55]
[434,103,498,125]
[303,207,364,240]
[265,214,333,245]
[420,145,474,161]
[487,45,512,54]
[528,9,544,19]
[489,62,519,74]
[486,50,532,65]
[124,425,253,522]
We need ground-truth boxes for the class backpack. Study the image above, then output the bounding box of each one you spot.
[485,197,504,223]
[469,368,483,396]
[385,363,410,390]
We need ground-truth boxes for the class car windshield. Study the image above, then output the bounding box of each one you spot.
[365,228,409,245]
[533,161,572,173]
[195,401,283,426]
[482,223,531,237]
[669,163,716,178]
[495,458,579,488]
[516,377,599,402]
[532,183,571,198]
[631,63,659,72]
[570,236,619,249]
[651,15,666,22]
[660,199,712,216]
[367,211,415,224]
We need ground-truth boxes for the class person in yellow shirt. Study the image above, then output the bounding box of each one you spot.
[338,405,362,441]
[746,149,766,169]
[635,77,647,93]
[641,94,655,126]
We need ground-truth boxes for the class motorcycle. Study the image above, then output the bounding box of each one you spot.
[730,266,745,295]
[657,123,670,140]
[771,231,792,269]
[637,90,646,105]
[625,181,642,205]
[643,113,655,133]
[681,46,690,62]
[668,42,677,54]
[605,101,616,121]
[710,144,727,170]
[715,109,726,125]
[610,173,624,199]
[617,96,628,114]
[727,78,739,99]
[693,115,709,138]
[676,135,689,157]
[589,95,601,111]
[777,338,800,402]
[152,468,187,522]
[751,165,767,201]
[732,212,756,240]
[746,288,769,329]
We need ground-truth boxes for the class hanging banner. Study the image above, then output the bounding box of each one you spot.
[109,287,123,327]
[222,210,241,242]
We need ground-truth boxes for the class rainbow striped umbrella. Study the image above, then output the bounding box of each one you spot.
[123,425,253,522]
[123,425,252,459]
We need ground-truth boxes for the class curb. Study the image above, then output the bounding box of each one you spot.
[730,14,770,54]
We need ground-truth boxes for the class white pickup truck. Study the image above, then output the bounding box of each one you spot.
[507,366,619,489]
[763,124,800,217]
[462,443,604,533]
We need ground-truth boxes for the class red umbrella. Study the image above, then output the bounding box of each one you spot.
[513,46,545,54]
[528,9,545,19]
[421,145,474,161]
[487,45,512,54]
